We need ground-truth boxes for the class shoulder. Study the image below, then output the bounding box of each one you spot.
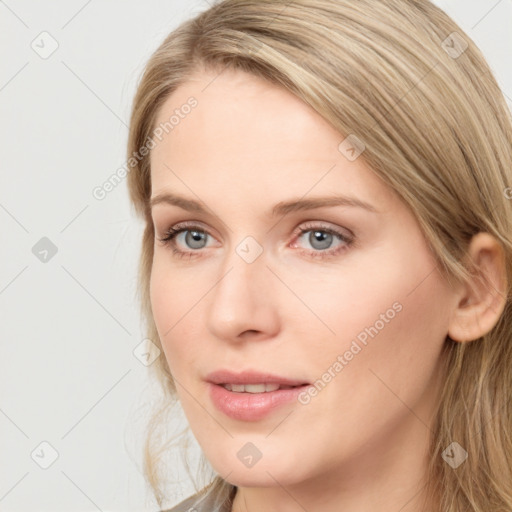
[160,492,201,511]
[160,489,232,512]
[160,493,198,511]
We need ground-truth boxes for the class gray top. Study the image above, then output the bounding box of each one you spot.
[161,488,234,512]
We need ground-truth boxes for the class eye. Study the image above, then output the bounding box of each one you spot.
[292,222,353,259]
[156,221,354,260]
[157,224,212,259]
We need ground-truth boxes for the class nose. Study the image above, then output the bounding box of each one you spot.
[205,241,280,343]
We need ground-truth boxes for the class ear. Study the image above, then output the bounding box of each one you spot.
[448,232,508,343]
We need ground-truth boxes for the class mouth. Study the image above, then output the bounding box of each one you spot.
[221,383,302,393]
[206,369,309,387]
[206,370,311,421]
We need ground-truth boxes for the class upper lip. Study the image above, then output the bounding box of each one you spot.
[206,369,310,387]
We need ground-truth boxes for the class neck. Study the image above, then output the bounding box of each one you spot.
[231,414,439,512]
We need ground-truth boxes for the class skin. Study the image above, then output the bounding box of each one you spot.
[148,66,507,511]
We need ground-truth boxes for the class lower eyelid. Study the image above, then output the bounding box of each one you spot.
[164,231,352,261]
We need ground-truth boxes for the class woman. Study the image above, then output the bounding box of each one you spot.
[126,0,512,510]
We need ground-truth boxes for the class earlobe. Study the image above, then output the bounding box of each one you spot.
[447,232,508,343]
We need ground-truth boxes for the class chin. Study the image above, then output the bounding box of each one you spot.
[206,445,311,489]
[221,465,296,488]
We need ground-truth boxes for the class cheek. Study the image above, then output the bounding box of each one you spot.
[291,237,452,396]
[284,254,452,466]
[149,257,196,374]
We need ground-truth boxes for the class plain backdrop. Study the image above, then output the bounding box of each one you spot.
[0,1,511,511]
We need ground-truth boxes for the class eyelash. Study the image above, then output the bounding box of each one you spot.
[157,221,354,261]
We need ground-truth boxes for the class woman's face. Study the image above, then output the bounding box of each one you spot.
[149,67,457,493]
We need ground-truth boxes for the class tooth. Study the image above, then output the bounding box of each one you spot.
[243,384,267,393]
[223,383,286,393]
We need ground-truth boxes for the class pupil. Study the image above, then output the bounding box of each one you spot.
[187,230,205,249]
[311,230,332,249]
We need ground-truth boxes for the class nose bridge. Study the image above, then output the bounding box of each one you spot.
[206,234,277,338]
[215,234,266,306]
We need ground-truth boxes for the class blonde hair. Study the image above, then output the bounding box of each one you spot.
[126,0,512,510]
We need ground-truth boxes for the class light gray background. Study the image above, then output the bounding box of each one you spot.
[1,1,511,511]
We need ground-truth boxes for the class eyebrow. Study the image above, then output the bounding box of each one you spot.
[150,192,377,216]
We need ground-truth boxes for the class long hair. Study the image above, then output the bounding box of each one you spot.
[126,1,512,510]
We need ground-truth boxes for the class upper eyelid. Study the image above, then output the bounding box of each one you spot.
[156,221,356,264]
[160,221,352,245]
[160,219,349,234]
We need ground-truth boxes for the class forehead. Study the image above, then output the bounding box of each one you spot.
[152,67,341,154]
[149,67,396,210]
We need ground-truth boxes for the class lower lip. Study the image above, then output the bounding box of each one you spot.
[208,383,309,421]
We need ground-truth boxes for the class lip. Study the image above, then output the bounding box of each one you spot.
[206,369,309,387]
[206,370,310,421]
